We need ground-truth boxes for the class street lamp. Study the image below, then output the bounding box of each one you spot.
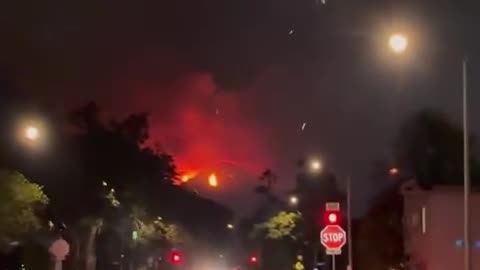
[17,121,48,150]
[289,195,299,206]
[16,116,47,147]
[389,167,399,176]
[309,159,323,173]
[462,58,471,270]
[386,31,470,270]
[313,32,410,270]
[389,33,408,54]
[24,126,40,141]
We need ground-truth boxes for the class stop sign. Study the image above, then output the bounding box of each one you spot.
[320,225,346,251]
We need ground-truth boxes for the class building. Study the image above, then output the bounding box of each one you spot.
[401,180,480,270]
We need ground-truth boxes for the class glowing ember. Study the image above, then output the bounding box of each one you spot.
[301,122,306,131]
[208,173,218,187]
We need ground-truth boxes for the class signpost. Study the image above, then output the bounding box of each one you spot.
[320,202,347,270]
[320,225,346,254]
[49,238,70,270]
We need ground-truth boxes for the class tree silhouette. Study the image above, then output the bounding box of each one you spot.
[394,109,480,188]
[255,169,278,195]
[356,184,405,270]
[0,101,233,270]
[354,109,480,270]
[260,169,277,189]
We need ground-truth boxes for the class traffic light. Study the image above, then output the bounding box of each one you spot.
[323,210,342,225]
[249,256,258,264]
[170,251,182,264]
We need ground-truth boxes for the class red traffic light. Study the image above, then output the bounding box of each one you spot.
[323,210,342,225]
[249,256,258,264]
[328,213,337,223]
[170,251,182,264]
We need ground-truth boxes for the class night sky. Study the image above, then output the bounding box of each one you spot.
[1,0,480,215]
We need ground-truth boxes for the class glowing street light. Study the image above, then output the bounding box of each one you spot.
[227,223,234,230]
[389,33,408,54]
[289,195,299,206]
[24,126,40,141]
[389,167,399,176]
[309,159,323,173]
[17,118,47,148]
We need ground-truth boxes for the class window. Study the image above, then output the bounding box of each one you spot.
[456,240,464,248]
[421,206,426,234]
[455,240,480,248]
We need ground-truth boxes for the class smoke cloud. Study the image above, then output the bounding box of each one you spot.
[98,66,276,209]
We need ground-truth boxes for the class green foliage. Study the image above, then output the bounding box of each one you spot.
[104,187,120,207]
[252,211,301,240]
[130,206,186,244]
[0,170,48,244]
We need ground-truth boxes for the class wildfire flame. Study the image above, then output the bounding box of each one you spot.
[178,169,220,188]
[180,171,198,183]
[208,173,218,187]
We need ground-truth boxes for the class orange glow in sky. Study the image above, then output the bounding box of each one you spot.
[208,173,218,187]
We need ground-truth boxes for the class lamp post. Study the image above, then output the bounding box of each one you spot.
[311,28,468,270]
[386,32,471,270]
[346,176,352,270]
[341,33,409,270]
[462,58,471,270]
